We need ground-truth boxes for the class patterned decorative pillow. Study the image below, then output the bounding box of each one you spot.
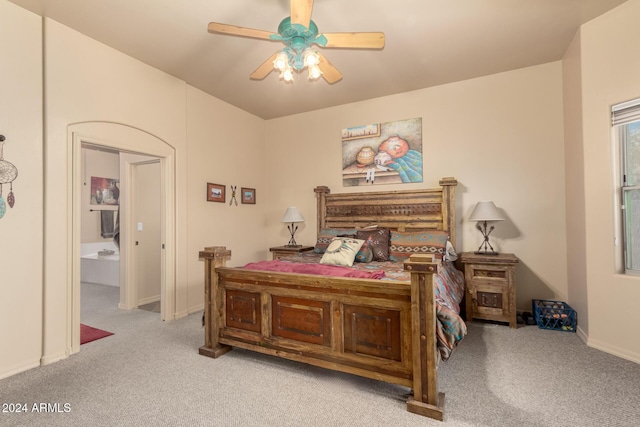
[389,230,449,262]
[354,241,374,263]
[314,228,358,253]
[356,228,390,261]
[320,238,365,267]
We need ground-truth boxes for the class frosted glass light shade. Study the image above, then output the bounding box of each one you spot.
[282,207,304,223]
[273,51,288,71]
[469,201,504,222]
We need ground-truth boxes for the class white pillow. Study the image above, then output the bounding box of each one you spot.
[320,238,365,267]
[443,240,458,262]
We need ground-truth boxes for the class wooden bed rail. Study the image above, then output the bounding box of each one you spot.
[198,246,445,421]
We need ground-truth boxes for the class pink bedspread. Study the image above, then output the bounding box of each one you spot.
[242,259,386,280]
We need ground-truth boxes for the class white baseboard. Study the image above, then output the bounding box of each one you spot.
[586,336,640,364]
[571,326,639,364]
[138,295,160,306]
[174,309,189,319]
[40,351,68,366]
[188,304,204,315]
[0,359,40,381]
[576,325,588,344]
[171,304,203,320]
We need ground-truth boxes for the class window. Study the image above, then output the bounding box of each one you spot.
[613,99,640,273]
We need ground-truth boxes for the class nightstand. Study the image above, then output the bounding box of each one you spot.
[269,245,314,260]
[460,252,519,328]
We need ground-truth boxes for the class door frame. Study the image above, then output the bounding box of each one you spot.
[68,122,176,354]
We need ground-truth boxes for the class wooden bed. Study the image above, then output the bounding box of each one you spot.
[199,177,458,420]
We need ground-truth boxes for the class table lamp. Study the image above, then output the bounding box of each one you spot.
[469,201,504,255]
[282,207,304,247]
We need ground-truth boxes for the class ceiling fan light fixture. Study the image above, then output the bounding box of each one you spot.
[308,64,322,80]
[280,64,294,83]
[273,51,289,71]
[207,0,384,84]
[303,48,319,67]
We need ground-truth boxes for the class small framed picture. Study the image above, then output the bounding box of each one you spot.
[241,187,256,204]
[207,183,225,203]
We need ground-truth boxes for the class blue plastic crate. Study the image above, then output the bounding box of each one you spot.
[532,299,577,332]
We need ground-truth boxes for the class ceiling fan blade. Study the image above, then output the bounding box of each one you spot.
[250,52,279,80]
[317,52,342,84]
[208,22,275,41]
[290,0,313,28]
[322,32,385,49]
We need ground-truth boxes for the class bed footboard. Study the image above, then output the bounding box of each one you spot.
[199,247,445,420]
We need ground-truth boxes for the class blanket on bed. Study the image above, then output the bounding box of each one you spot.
[242,259,386,280]
[242,257,465,361]
[433,261,467,360]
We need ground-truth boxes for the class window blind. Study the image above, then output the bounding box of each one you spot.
[612,97,640,126]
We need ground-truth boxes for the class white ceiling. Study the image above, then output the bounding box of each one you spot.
[8,0,627,119]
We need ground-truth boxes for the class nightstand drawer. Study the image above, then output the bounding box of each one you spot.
[468,265,509,282]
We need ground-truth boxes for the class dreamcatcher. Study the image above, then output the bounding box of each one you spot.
[0,135,18,219]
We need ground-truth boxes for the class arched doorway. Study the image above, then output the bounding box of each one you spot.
[68,122,176,353]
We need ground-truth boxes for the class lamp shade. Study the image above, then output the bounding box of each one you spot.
[469,201,504,222]
[281,207,304,223]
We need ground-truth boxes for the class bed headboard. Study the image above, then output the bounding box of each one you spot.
[314,177,457,244]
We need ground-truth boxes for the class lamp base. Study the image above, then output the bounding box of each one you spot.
[286,223,300,247]
[475,221,499,255]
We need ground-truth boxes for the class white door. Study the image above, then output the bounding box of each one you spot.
[133,160,162,307]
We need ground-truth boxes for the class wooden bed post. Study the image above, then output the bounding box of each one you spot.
[404,254,445,420]
[314,186,330,236]
[198,246,232,358]
[439,177,457,245]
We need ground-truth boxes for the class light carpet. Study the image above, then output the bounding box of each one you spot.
[0,283,638,426]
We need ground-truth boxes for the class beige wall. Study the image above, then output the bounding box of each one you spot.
[0,1,43,379]
[264,62,568,312]
[185,86,266,311]
[562,32,590,336]
[572,0,640,362]
[81,148,119,243]
[41,18,188,365]
[38,16,265,366]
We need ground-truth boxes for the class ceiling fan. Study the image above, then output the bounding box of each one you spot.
[207,0,385,84]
